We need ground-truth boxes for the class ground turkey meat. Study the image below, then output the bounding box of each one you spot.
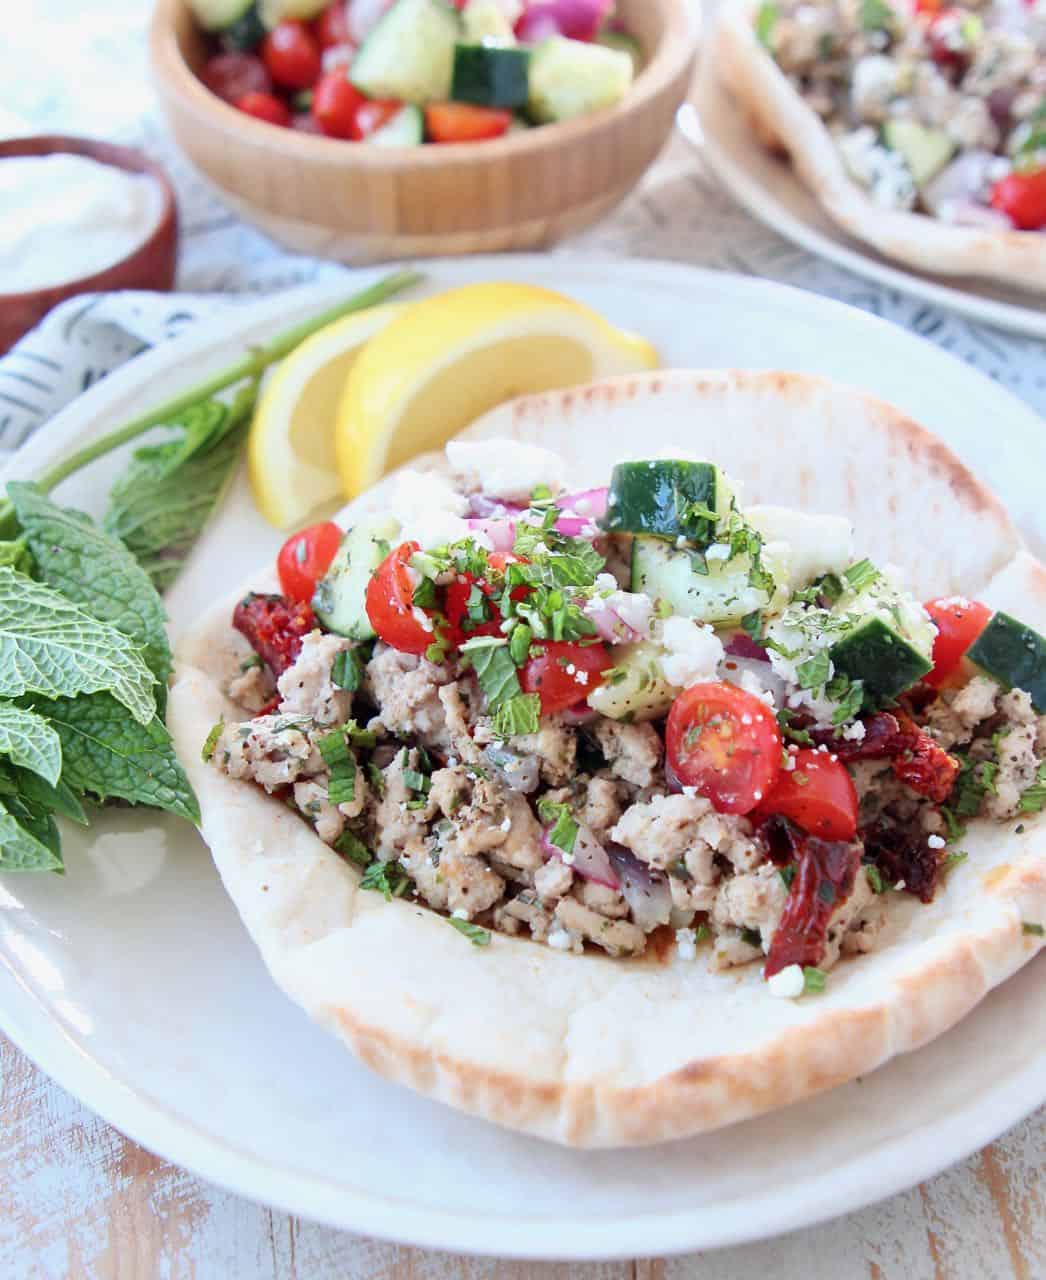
[276,631,354,726]
[610,792,758,877]
[365,643,454,746]
[371,749,435,860]
[554,894,646,957]
[227,661,275,713]
[591,719,663,787]
[580,775,628,838]
[212,715,320,792]
[923,675,998,749]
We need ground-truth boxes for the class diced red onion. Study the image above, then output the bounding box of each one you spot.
[725,632,770,661]
[467,517,517,552]
[556,486,608,520]
[468,494,525,519]
[542,824,620,888]
[484,745,540,793]
[515,0,612,41]
[987,88,1017,131]
[921,151,1003,217]
[607,844,673,932]
[560,703,599,726]
[665,759,684,795]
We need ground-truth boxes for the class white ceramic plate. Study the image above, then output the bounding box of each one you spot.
[3,257,1045,1261]
[681,52,1046,340]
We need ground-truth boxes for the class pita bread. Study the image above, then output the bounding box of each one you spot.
[714,0,1046,293]
[168,370,1046,1148]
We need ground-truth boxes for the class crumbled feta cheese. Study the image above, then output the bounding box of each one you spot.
[675,927,698,961]
[768,964,806,999]
[585,586,655,643]
[927,834,946,850]
[445,438,565,502]
[384,468,467,519]
[500,816,512,832]
[399,508,477,551]
[838,125,916,209]
[658,616,726,688]
[850,55,899,123]
[706,543,732,562]
[411,606,434,633]
[547,927,575,951]
[841,721,867,741]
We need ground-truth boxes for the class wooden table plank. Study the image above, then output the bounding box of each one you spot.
[2,1034,1043,1279]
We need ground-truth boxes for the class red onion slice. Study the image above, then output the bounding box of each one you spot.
[607,844,673,932]
[515,0,612,41]
[542,823,620,888]
[725,632,770,661]
[466,517,517,552]
[468,494,526,519]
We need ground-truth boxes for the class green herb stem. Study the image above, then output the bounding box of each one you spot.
[29,270,422,496]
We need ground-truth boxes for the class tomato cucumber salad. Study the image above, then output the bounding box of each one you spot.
[190,0,639,143]
[204,440,1046,996]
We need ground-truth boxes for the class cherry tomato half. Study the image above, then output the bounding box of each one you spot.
[923,596,993,687]
[443,552,527,645]
[425,103,513,143]
[665,682,782,815]
[235,91,292,127]
[277,521,343,604]
[354,99,403,138]
[520,640,613,714]
[752,748,859,841]
[926,10,970,70]
[365,541,438,655]
[312,72,367,138]
[991,167,1046,231]
[201,52,272,104]
[314,0,351,48]
[262,20,322,90]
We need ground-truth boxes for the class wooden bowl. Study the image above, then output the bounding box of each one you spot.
[0,136,178,356]
[150,0,697,262]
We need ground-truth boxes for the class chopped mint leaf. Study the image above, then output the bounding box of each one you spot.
[831,680,865,725]
[755,1,779,48]
[331,648,364,692]
[492,692,541,738]
[334,830,371,867]
[860,0,891,30]
[940,806,966,844]
[344,720,376,750]
[317,729,356,806]
[1023,921,1045,937]
[802,966,827,994]
[366,761,385,797]
[864,864,886,894]
[412,577,437,609]
[843,559,880,593]
[402,766,431,795]
[777,709,813,746]
[779,865,796,890]
[1018,762,1046,813]
[201,719,224,764]
[461,636,522,712]
[0,704,62,787]
[360,859,411,901]
[448,917,492,946]
[942,850,968,875]
[509,622,532,667]
[741,610,764,645]
[538,798,578,855]
[740,926,762,949]
[693,923,711,944]
[797,650,832,690]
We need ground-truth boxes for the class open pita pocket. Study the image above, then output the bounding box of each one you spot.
[168,370,1046,1148]
[714,0,1046,293]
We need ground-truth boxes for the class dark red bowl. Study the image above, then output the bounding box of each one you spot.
[0,135,179,355]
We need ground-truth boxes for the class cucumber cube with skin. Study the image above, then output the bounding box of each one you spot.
[968,611,1046,712]
[603,460,728,544]
[830,615,933,706]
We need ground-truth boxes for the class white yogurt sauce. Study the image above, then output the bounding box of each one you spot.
[0,154,165,294]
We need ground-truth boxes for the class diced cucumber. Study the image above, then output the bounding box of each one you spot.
[527,36,634,124]
[462,0,517,43]
[351,0,462,105]
[830,616,933,706]
[224,4,267,48]
[452,44,531,109]
[968,612,1046,712]
[882,120,955,187]
[746,505,853,591]
[365,103,425,145]
[596,30,642,74]
[631,537,780,628]
[258,0,327,27]
[586,641,678,721]
[312,516,402,640]
[603,460,731,545]
[189,0,254,30]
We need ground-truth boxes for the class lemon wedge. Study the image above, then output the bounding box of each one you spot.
[248,302,406,529]
[335,283,658,499]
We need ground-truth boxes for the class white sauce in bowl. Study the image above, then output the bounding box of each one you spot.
[0,153,165,294]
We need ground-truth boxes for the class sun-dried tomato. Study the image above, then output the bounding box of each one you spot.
[764,832,862,977]
[816,712,959,804]
[233,592,315,678]
[861,821,940,903]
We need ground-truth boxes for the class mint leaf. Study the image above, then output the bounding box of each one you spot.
[0,703,62,786]
[537,798,578,855]
[331,648,364,692]
[12,768,87,826]
[843,558,880,594]
[0,797,63,872]
[796,650,831,690]
[448,917,491,946]
[0,568,156,725]
[317,729,357,806]
[103,385,257,594]
[802,966,827,994]
[461,637,521,712]
[492,692,541,738]
[360,859,411,901]
[31,693,198,822]
[0,538,32,574]
[7,483,171,684]
[755,1,778,47]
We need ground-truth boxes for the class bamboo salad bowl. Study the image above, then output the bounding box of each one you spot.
[150,0,698,262]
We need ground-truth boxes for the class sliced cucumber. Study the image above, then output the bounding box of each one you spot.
[366,103,425,145]
[527,36,634,124]
[596,30,642,74]
[462,0,517,43]
[968,612,1046,712]
[603,460,730,545]
[745,505,853,590]
[586,641,677,721]
[452,44,531,109]
[312,516,402,640]
[258,0,327,27]
[631,538,779,628]
[188,0,255,31]
[830,617,933,706]
[882,120,955,187]
[351,0,462,105]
